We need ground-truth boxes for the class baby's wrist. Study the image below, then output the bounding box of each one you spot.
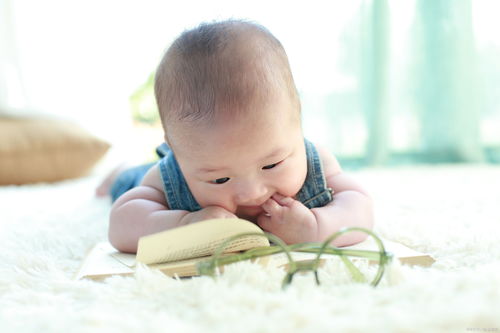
[178,211,195,226]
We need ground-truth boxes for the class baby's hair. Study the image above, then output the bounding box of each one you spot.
[154,19,300,133]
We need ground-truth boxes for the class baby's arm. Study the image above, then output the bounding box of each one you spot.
[311,145,374,246]
[108,164,235,253]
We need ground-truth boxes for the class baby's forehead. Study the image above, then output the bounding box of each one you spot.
[174,122,298,161]
[182,134,293,174]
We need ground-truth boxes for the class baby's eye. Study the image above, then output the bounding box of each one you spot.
[210,177,230,184]
[262,162,279,170]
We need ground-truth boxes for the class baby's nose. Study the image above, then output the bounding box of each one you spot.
[234,182,268,205]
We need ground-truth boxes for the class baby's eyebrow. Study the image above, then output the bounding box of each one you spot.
[196,148,287,174]
[262,148,286,160]
[197,166,229,174]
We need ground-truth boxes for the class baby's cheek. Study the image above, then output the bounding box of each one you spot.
[199,198,237,214]
[280,167,307,198]
[277,182,301,199]
[190,186,237,213]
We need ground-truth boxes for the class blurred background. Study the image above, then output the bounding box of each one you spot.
[1,0,499,168]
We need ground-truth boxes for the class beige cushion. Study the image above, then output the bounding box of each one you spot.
[0,117,110,185]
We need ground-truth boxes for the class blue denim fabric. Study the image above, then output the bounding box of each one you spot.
[295,139,334,209]
[109,163,155,202]
[109,145,169,202]
[157,144,202,211]
[111,139,333,210]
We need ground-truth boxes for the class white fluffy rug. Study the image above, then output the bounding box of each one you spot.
[1,165,500,332]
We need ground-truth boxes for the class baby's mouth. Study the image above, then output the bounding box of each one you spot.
[237,204,265,213]
[242,205,261,209]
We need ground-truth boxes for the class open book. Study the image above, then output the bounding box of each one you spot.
[75,218,435,280]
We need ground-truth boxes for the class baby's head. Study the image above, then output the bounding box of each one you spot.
[155,19,300,140]
[154,20,307,217]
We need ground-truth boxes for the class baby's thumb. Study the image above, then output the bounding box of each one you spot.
[256,214,272,232]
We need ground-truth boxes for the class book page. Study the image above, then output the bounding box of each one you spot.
[74,242,134,280]
[136,218,270,265]
[149,253,238,277]
[111,251,136,267]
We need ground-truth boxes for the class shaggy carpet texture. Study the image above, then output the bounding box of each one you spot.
[0,165,499,332]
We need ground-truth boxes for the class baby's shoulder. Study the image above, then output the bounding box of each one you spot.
[311,141,342,177]
[141,162,165,193]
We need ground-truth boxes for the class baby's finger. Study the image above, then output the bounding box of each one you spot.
[256,214,272,232]
[272,193,294,206]
[261,198,282,216]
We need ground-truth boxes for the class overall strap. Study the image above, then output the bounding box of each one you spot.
[295,139,334,209]
[158,146,202,212]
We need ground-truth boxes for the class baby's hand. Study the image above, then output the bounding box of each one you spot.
[257,194,318,244]
[180,206,237,225]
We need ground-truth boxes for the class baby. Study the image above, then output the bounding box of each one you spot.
[106,20,373,253]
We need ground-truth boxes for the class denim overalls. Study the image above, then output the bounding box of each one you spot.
[111,139,333,210]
